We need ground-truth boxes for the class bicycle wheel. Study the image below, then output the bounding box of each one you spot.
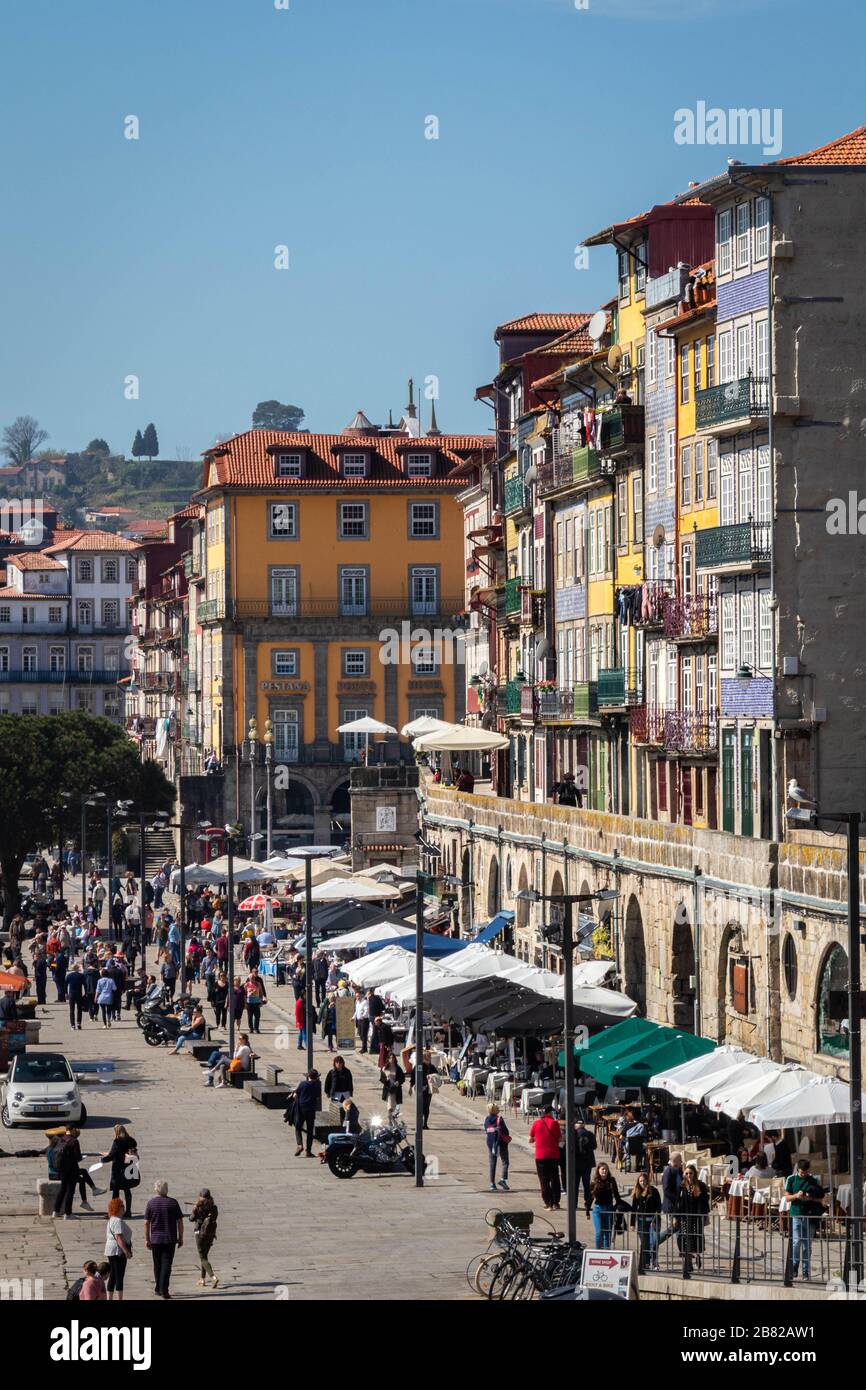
[489,1257,520,1301]
[473,1253,505,1298]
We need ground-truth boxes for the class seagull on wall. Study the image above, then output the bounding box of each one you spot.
[787,778,817,807]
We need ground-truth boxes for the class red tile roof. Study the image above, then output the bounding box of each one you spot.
[495,312,591,336]
[201,429,494,491]
[42,529,139,554]
[0,585,67,601]
[778,123,866,165]
[8,552,65,571]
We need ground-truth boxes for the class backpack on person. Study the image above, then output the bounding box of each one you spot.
[574,1127,595,1164]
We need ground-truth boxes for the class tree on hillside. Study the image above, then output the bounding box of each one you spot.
[142,423,159,460]
[131,429,145,459]
[85,438,111,456]
[252,400,305,432]
[2,415,49,466]
[0,712,174,925]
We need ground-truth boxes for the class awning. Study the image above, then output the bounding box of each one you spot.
[325,921,416,951]
[648,1043,758,1100]
[366,931,468,958]
[584,1028,715,1088]
[470,911,514,946]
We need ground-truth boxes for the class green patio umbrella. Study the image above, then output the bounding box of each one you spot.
[561,1015,656,1070]
[586,1029,714,1089]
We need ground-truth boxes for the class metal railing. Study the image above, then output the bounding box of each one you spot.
[695,373,769,430]
[504,577,525,616]
[520,589,545,627]
[629,704,666,744]
[503,476,528,515]
[572,446,601,485]
[634,579,674,626]
[695,520,772,570]
[232,595,463,622]
[644,265,689,310]
[664,709,719,754]
[599,405,644,456]
[663,591,718,640]
[0,668,123,684]
[504,680,523,715]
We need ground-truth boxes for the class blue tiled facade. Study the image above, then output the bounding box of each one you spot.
[720,675,773,719]
[716,270,769,325]
[554,584,586,622]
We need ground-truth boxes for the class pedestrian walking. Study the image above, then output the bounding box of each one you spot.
[104,1197,133,1301]
[101,1124,140,1218]
[630,1171,662,1272]
[65,963,86,1029]
[244,970,267,1034]
[294,993,306,1049]
[318,992,336,1051]
[528,1105,562,1211]
[785,1157,825,1281]
[231,980,245,1026]
[379,1051,404,1116]
[144,1180,184,1300]
[54,948,68,1003]
[289,1069,321,1157]
[160,955,178,999]
[192,1189,219,1289]
[52,1126,84,1220]
[590,1162,621,1250]
[323,1055,353,1104]
[212,971,228,1029]
[33,949,47,1005]
[313,951,328,1006]
[484,1103,511,1192]
[677,1164,710,1271]
[572,1119,596,1216]
[95,969,116,1027]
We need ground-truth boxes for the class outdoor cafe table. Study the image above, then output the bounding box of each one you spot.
[485,1071,512,1101]
[463,1067,490,1097]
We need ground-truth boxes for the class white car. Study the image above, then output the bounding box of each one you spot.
[0,1051,86,1128]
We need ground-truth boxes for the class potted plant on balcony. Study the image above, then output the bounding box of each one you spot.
[535,679,557,692]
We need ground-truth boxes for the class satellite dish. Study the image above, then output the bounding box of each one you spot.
[652,524,666,547]
[524,464,537,486]
[587,310,607,344]
[607,345,623,372]
[534,636,549,663]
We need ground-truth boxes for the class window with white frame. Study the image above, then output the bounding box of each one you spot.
[680,344,690,403]
[274,650,298,677]
[342,453,367,477]
[708,652,718,709]
[103,691,121,721]
[666,430,676,490]
[631,476,643,544]
[47,605,63,624]
[269,502,297,538]
[759,588,773,668]
[681,445,692,506]
[22,694,39,715]
[617,479,627,547]
[77,600,93,627]
[101,599,120,627]
[719,331,734,384]
[718,209,732,274]
[647,329,657,386]
[755,317,769,383]
[754,196,770,261]
[0,607,10,624]
[104,648,119,671]
[340,567,367,616]
[706,334,715,387]
[738,448,753,521]
[721,594,735,669]
[339,502,368,539]
[102,557,119,583]
[21,645,37,673]
[665,335,675,379]
[756,445,771,523]
[127,558,137,583]
[649,644,659,706]
[634,241,647,295]
[21,607,36,624]
[694,339,702,395]
[682,542,693,596]
[77,558,94,583]
[343,649,367,677]
[342,707,368,760]
[406,453,432,477]
[666,645,677,705]
[735,203,750,269]
[411,566,438,614]
[736,324,752,379]
[0,646,8,672]
[77,645,94,672]
[682,655,693,710]
[270,567,298,616]
[272,707,299,762]
[48,688,64,714]
[648,436,657,492]
[740,590,754,668]
[412,645,437,675]
[618,249,630,302]
[720,452,735,525]
[694,442,704,505]
[707,439,718,500]
[276,453,303,477]
[409,502,437,538]
[695,656,704,711]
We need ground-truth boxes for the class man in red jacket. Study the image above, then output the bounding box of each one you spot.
[529,1106,563,1210]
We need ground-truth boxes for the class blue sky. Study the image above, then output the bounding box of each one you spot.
[0,0,861,458]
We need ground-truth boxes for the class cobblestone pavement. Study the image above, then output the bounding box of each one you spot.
[0,957,599,1302]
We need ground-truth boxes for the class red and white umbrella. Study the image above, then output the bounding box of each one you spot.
[237,894,282,911]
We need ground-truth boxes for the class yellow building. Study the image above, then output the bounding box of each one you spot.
[195,408,493,842]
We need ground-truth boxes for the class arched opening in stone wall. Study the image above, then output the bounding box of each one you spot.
[816,943,849,1060]
[487,855,500,919]
[671,907,696,1033]
[516,864,530,930]
[272,777,316,847]
[623,894,647,1016]
[461,847,472,936]
[328,780,350,845]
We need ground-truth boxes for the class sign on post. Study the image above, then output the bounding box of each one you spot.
[579,1249,637,1300]
[334,995,355,1050]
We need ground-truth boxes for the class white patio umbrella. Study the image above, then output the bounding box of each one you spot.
[174,862,221,888]
[703,1057,785,1113]
[709,1063,814,1121]
[196,855,271,884]
[295,876,403,902]
[336,715,397,758]
[413,726,510,753]
[259,854,304,874]
[325,921,416,951]
[345,944,420,987]
[649,1046,761,1101]
[363,862,416,882]
[400,716,459,739]
[750,1075,866,1205]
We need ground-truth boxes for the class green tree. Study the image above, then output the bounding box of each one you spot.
[142,423,159,460]
[0,712,174,924]
[252,400,305,432]
[85,438,111,455]
[2,415,49,466]
[131,429,145,459]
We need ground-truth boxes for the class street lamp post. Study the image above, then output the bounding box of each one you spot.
[248,717,258,860]
[414,832,442,1188]
[161,818,211,992]
[199,823,242,1054]
[516,884,619,1246]
[288,846,342,1072]
[60,789,105,913]
[787,794,864,1284]
[264,720,274,861]
[130,810,170,971]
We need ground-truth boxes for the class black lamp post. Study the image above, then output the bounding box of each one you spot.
[198,822,242,1054]
[60,789,106,913]
[516,884,619,1246]
[787,793,864,1285]
[414,831,442,1188]
[289,846,343,1072]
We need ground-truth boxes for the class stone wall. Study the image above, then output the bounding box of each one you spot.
[421,785,865,1080]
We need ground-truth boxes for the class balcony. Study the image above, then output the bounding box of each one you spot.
[0,668,123,684]
[503,476,528,515]
[520,686,536,720]
[504,577,525,616]
[597,667,625,707]
[520,588,545,627]
[695,521,771,571]
[504,680,523,716]
[645,265,689,311]
[232,595,463,623]
[629,704,666,745]
[634,579,674,627]
[695,374,769,435]
[572,681,599,720]
[140,671,177,693]
[573,447,601,485]
[664,709,719,756]
[539,436,580,496]
[599,405,644,458]
[663,591,718,642]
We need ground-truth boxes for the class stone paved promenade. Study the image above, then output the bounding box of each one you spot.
[0,961,592,1302]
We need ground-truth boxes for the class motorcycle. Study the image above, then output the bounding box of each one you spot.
[325,1115,416,1180]
[136,991,197,1029]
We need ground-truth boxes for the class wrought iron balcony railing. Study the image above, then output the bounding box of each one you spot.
[197,598,226,623]
[0,668,123,684]
[695,521,771,570]
[599,405,644,457]
[664,709,719,755]
[663,591,718,641]
[573,446,601,485]
[695,374,769,432]
[503,476,529,515]
[629,704,667,744]
[634,579,674,626]
[520,588,545,627]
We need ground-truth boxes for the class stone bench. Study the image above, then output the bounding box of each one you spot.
[191,1041,223,1062]
[228,1067,258,1089]
[248,1081,292,1109]
[24,1019,41,1044]
[37,1179,61,1217]
[265,1064,283,1086]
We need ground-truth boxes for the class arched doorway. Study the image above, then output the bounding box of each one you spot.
[486,856,499,918]
[460,848,472,937]
[272,777,315,848]
[671,907,696,1032]
[623,895,646,1016]
[329,780,351,845]
[817,943,849,1059]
